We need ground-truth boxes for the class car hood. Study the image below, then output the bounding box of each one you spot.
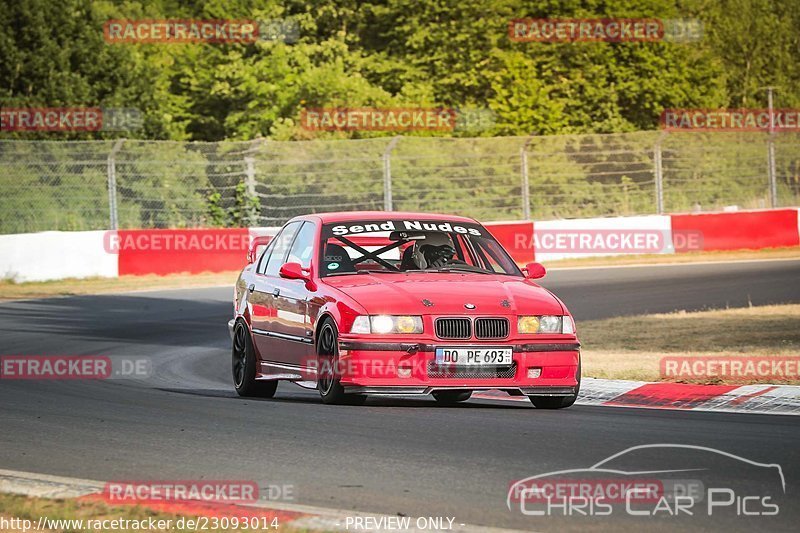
[323,273,564,316]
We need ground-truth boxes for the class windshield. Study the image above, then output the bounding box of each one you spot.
[319,219,522,278]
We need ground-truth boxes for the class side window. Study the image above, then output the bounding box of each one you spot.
[265,221,302,277]
[286,222,316,269]
[256,235,279,274]
[474,239,515,273]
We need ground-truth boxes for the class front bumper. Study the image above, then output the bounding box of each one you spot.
[344,385,578,396]
[336,339,580,396]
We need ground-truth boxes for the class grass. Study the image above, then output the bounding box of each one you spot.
[542,246,800,268]
[0,493,304,533]
[579,304,800,384]
[0,271,240,301]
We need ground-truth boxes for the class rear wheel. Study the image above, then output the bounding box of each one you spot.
[232,321,277,398]
[317,319,366,405]
[432,390,472,405]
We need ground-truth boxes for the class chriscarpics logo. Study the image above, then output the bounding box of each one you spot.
[508,445,785,522]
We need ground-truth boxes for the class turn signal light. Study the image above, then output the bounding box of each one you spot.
[518,316,540,334]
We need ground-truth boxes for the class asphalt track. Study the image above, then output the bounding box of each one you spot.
[1,259,799,531]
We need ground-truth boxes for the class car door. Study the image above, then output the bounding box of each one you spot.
[271,221,317,368]
[250,221,302,370]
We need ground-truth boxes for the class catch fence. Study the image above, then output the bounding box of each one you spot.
[0,131,797,234]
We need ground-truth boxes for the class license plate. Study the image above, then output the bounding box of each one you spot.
[434,347,513,366]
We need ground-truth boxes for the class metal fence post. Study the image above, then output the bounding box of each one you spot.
[243,139,266,226]
[383,136,402,212]
[244,156,256,198]
[107,139,125,230]
[654,132,666,215]
[768,138,777,207]
[520,137,534,220]
[244,156,257,226]
[767,109,778,208]
[765,87,779,207]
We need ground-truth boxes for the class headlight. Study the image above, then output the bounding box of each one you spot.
[350,315,423,334]
[371,315,395,334]
[538,315,562,333]
[518,315,573,334]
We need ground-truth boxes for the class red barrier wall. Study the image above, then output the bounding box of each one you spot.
[110,210,799,276]
[117,229,250,276]
[485,221,534,264]
[670,209,799,252]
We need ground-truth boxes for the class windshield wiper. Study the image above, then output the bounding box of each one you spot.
[433,266,493,274]
[326,270,404,277]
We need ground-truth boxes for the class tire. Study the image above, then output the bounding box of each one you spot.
[529,395,575,409]
[232,320,277,398]
[432,390,472,405]
[529,356,581,409]
[316,319,367,405]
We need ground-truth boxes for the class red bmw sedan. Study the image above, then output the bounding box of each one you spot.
[230,212,580,408]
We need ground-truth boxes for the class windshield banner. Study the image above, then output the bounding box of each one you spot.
[323,220,484,238]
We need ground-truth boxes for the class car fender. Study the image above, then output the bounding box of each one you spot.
[312,289,369,343]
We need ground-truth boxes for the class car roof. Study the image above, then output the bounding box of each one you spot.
[290,211,479,225]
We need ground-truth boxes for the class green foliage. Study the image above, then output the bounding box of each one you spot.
[229,182,260,227]
[1,0,798,231]
[205,191,227,227]
[3,0,795,141]
[204,183,259,227]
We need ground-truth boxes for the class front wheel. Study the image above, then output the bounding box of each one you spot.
[529,357,581,409]
[232,320,277,398]
[529,395,576,409]
[432,390,472,405]
[316,319,366,405]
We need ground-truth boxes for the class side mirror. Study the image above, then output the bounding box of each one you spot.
[279,262,308,281]
[248,236,273,264]
[279,262,317,290]
[523,262,546,279]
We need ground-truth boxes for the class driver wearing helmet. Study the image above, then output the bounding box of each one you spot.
[400,232,457,270]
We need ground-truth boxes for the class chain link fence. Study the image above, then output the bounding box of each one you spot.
[1,132,798,234]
